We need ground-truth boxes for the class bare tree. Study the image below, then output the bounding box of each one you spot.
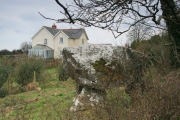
[39,0,180,67]
[127,21,155,43]
[20,41,32,54]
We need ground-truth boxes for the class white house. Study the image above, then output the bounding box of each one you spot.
[28,24,89,59]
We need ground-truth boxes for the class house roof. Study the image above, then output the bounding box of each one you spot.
[43,26,88,39]
[29,44,53,51]
[44,26,60,36]
[61,29,85,39]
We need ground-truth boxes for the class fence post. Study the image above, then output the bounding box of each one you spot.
[8,74,11,94]
[33,71,36,86]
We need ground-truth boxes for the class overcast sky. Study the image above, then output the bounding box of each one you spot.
[0,0,127,51]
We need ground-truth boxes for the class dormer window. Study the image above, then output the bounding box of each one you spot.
[44,39,47,44]
[59,38,63,44]
[82,39,84,44]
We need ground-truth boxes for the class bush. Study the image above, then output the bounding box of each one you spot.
[127,69,180,120]
[15,57,45,86]
[57,64,68,81]
[130,34,171,72]
[0,67,9,89]
[122,34,179,119]
[0,59,13,88]
[0,88,8,98]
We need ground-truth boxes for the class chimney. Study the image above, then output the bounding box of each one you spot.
[52,23,57,29]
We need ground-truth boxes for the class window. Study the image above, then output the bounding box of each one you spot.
[82,39,84,44]
[60,51,63,56]
[46,51,48,57]
[44,39,47,44]
[59,38,63,44]
[42,51,44,57]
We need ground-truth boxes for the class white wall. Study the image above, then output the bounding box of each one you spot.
[32,27,54,49]
[54,32,69,59]
[68,33,88,47]
[78,33,88,45]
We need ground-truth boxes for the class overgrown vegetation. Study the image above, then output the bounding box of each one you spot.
[89,33,180,119]
[0,58,14,88]
[44,0,179,118]
[15,57,45,86]
[0,32,179,119]
[57,64,68,81]
[0,67,76,119]
[124,33,180,119]
[0,88,8,98]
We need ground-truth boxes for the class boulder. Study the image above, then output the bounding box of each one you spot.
[63,44,127,111]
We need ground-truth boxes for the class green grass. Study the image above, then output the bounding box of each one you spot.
[0,67,76,120]
[45,67,57,74]
[0,67,131,120]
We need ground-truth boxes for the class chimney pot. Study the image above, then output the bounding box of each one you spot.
[52,23,57,29]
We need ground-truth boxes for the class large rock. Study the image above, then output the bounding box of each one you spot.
[63,44,128,111]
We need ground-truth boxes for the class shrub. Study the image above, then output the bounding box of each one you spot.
[57,64,68,81]
[128,69,180,120]
[0,88,8,98]
[0,59,13,88]
[0,67,9,89]
[15,57,45,86]
[130,34,170,69]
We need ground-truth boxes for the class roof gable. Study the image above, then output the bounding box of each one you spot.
[31,27,54,39]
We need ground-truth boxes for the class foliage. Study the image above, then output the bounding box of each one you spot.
[0,68,76,120]
[0,49,23,56]
[57,64,68,81]
[92,58,108,73]
[0,66,10,89]
[131,34,171,69]
[0,88,8,98]
[0,31,179,119]
[0,58,14,88]
[128,69,180,119]
[123,34,179,119]
[12,49,23,55]
[0,49,11,55]
[15,57,45,86]
[92,34,179,119]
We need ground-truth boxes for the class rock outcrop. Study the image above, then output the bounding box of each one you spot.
[63,44,128,111]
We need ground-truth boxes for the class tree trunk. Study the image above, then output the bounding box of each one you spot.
[160,0,180,68]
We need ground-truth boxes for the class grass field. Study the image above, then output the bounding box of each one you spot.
[0,67,77,120]
[0,67,132,120]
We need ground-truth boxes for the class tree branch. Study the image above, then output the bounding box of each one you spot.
[55,0,75,24]
[38,12,58,22]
